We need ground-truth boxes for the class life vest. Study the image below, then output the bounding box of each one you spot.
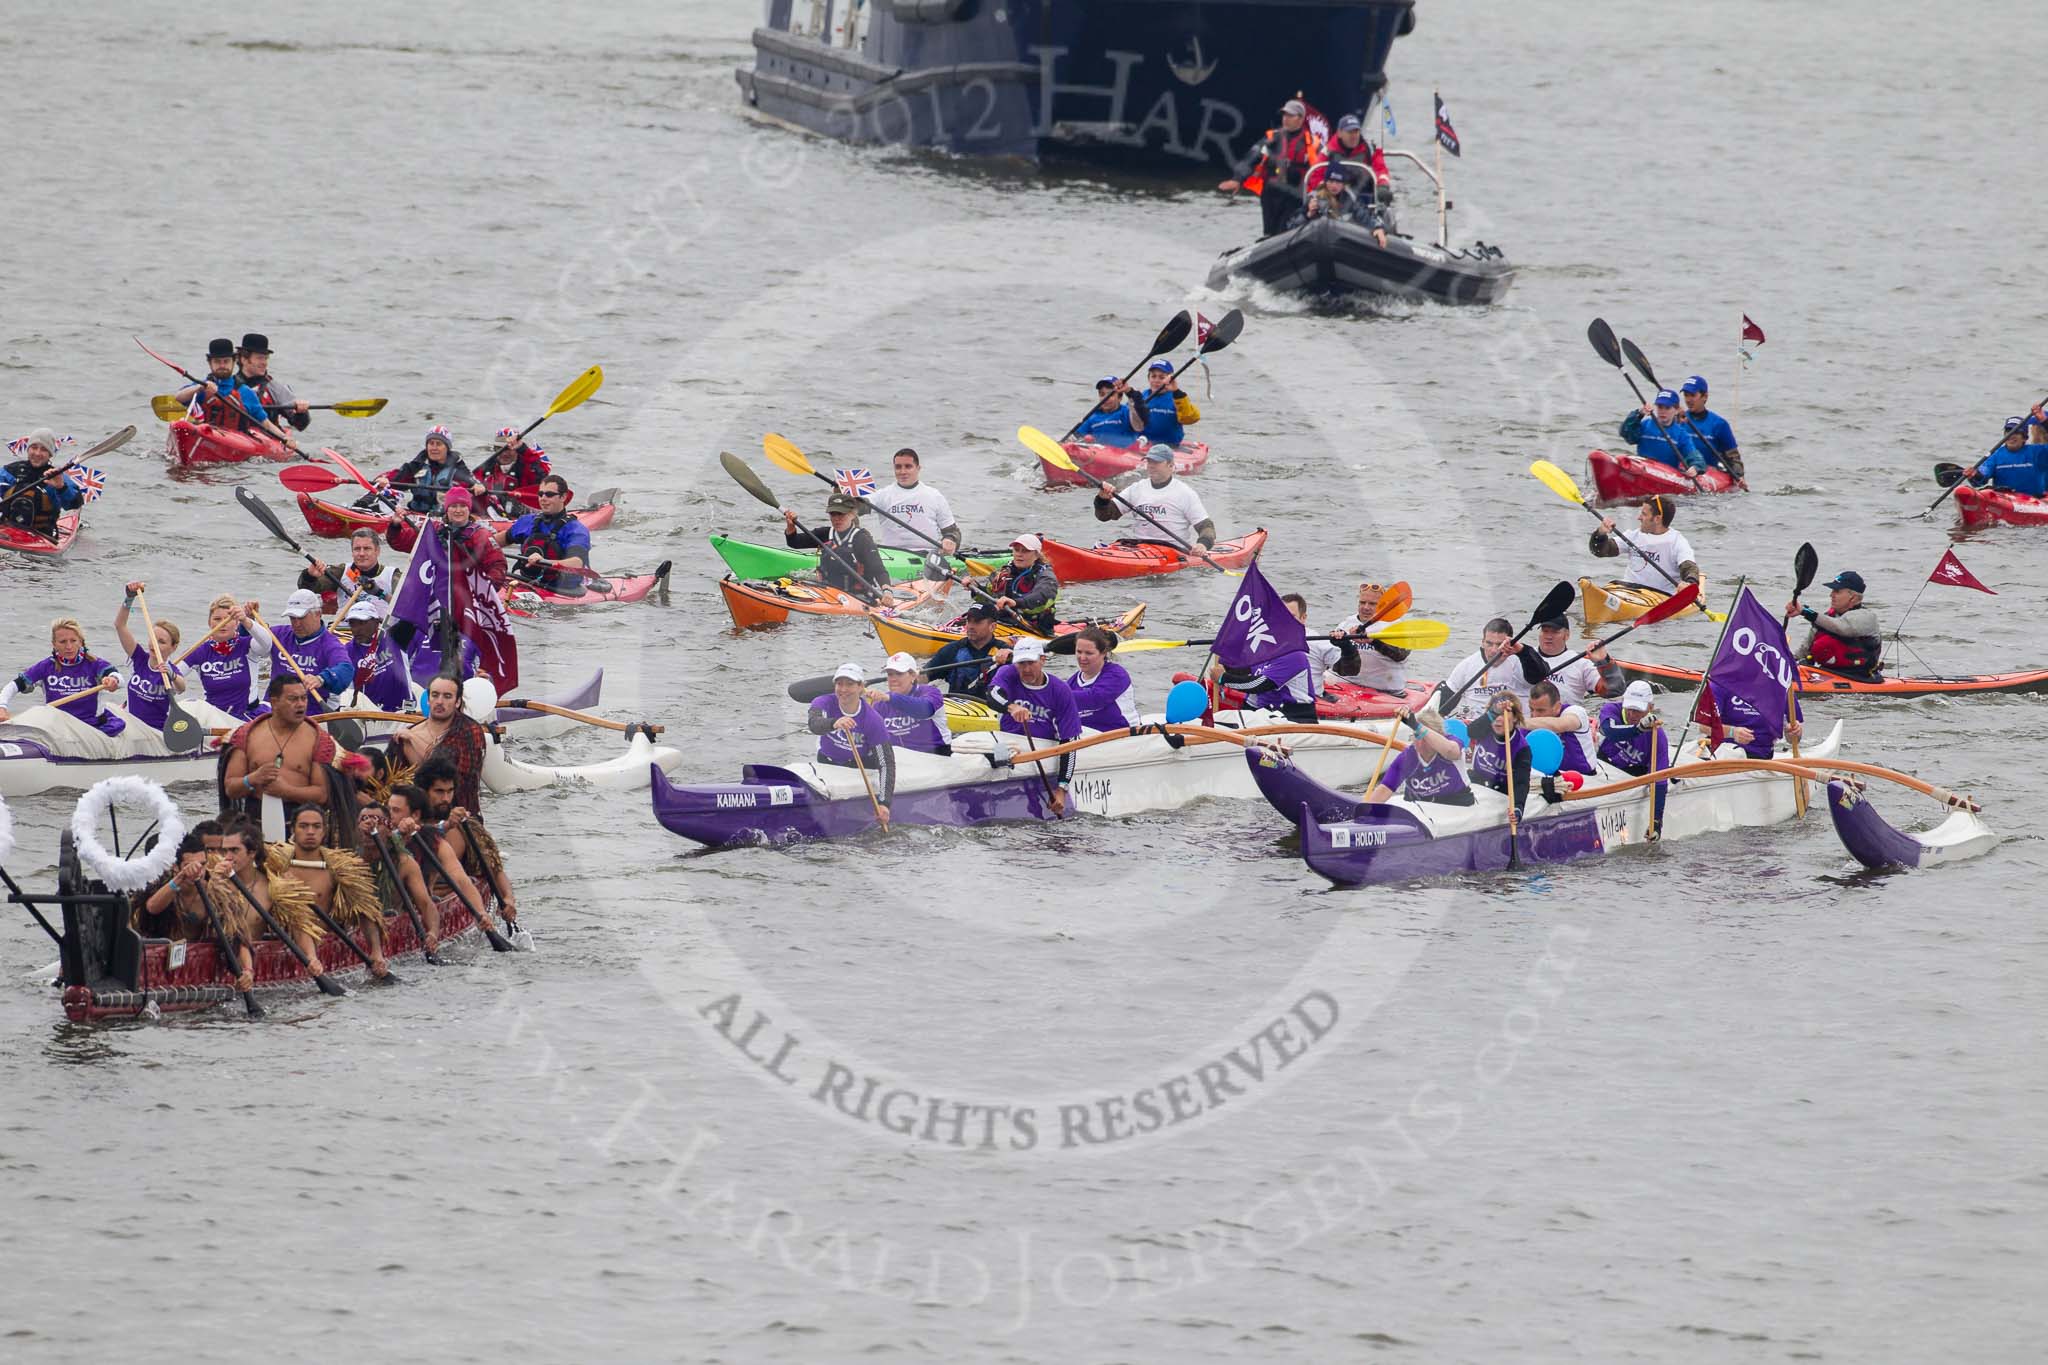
[2,460,70,534]
[990,561,1059,629]
[1261,127,1321,186]
[477,445,550,491]
[1806,613,1880,674]
[518,512,578,562]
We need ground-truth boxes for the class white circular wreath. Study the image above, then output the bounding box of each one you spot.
[71,777,185,892]
[0,791,13,866]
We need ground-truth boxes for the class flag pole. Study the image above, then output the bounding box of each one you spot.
[1733,315,1742,430]
[1434,141,1446,248]
[1669,575,1747,761]
[1196,548,1257,713]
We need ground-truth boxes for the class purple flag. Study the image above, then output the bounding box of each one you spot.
[386,518,448,657]
[1211,558,1306,670]
[1692,585,1799,748]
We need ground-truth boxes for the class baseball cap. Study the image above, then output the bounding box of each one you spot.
[833,661,865,682]
[1096,375,1118,390]
[2005,416,2028,432]
[283,589,323,617]
[1653,389,1680,407]
[963,603,998,622]
[883,652,919,674]
[344,598,387,622]
[1824,570,1866,593]
[1680,375,1709,395]
[1337,113,1362,131]
[1147,358,1174,373]
[1537,615,1570,631]
[1621,680,1654,712]
[826,492,860,514]
[1323,163,1351,184]
[1012,638,1047,662]
[1010,532,1043,552]
[1281,99,1307,116]
[1142,445,1174,462]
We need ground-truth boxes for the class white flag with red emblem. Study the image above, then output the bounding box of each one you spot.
[1928,548,1995,594]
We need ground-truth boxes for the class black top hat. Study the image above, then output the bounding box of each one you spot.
[239,332,271,355]
[206,337,236,360]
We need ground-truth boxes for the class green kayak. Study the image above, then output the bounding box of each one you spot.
[708,534,998,582]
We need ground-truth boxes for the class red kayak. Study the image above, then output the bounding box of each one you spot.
[1187,673,1439,720]
[1039,529,1267,582]
[1953,484,2048,527]
[1587,447,1738,502]
[1040,439,1210,487]
[296,491,617,539]
[165,419,291,466]
[0,512,82,558]
[506,561,671,607]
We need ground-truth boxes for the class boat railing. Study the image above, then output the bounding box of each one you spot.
[1382,149,1449,248]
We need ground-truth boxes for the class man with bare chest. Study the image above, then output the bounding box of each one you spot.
[390,676,486,815]
[222,676,333,822]
[277,806,391,978]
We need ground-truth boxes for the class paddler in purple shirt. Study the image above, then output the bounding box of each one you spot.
[1364,711,1473,806]
[249,588,354,706]
[341,598,413,713]
[112,580,188,733]
[807,661,897,816]
[1595,681,1669,776]
[865,651,950,754]
[0,617,124,733]
[1466,692,1534,799]
[189,595,261,720]
[987,637,1079,813]
[1713,688,1803,761]
[1206,645,1319,721]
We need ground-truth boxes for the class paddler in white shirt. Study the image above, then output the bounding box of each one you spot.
[860,447,964,557]
[1589,495,1700,593]
[1432,616,1549,721]
[1332,581,1410,699]
[1531,614,1622,708]
[1092,446,1217,548]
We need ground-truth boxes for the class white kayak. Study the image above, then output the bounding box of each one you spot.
[484,729,686,793]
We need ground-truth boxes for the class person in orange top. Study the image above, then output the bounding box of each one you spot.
[1218,98,1323,237]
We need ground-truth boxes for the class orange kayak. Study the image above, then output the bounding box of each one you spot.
[1618,657,2048,697]
[1038,529,1267,582]
[719,576,874,629]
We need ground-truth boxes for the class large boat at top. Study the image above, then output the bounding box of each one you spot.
[734,0,1416,168]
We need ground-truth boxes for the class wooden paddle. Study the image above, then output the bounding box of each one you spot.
[1434,581,1577,717]
[45,682,121,714]
[1501,713,1520,868]
[1923,399,2048,518]
[189,878,264,1017]
[494,699,661,735]
[0,425,137,510]
[224,870,349,996]
[1053,312,1192,442]
[151,393,386,421]
[1018,425,1237,576]
[1784,542,1818,816]
[132,590,205,754]
[1528,459,1726,621]
[1619,336,1744,482]
[847,741,889,832]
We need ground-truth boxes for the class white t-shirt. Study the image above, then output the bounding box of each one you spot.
[1306,637,1345,695]
[1552,703,1596,771]
[1609,526,1695,589]
[1439,648,1536,720]
[863,480,957,551]
[1116,476,1210,545]
[1336,615,1408,695]
[1536,648,1603,709]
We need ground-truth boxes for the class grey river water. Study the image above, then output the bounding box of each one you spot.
[2,1,2044,1360]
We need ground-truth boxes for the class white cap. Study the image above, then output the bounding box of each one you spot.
[1621,680,1654,711]
[1012,638,1046,662]
[883,651,919,674]
[833,661,865,682]
[1010,533,1043,553]
[344,598,387,622]
[283,588,323,618]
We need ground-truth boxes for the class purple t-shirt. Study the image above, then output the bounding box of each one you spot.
[1379,743,1471,803]
[987,664,1081,742]
[190,632,257,719]
[270,624,351,696]
[1467,729,1532,795]
[871,684,949,753]
[350,636,413,713]
[1596,703,1670,775]
[125,643,184,730]
[809,697,892,765]
[1070,661,1137,731]
[1249,649,1313,706]
[17,654,123,735]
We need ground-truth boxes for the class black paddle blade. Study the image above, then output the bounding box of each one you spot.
[314,973,349,997]
[1200,308,1247,354]
[242,992,265,1018]
[234,486,301,550]
[719,451,781,509]
[1620,337,1658,388]
[1792,542,1820,594]
[161,706,204,754]
[1149,311,1194,357]
[327,717,365,751]
[788,676,834,703]
[1932,463,1967,489]
[1586,318,1622,368]
[1526,581,1577,632]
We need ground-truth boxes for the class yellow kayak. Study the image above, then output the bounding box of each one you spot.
[1578,577,1709,626]
[943,696,1002,733]
[871,604,1147,659]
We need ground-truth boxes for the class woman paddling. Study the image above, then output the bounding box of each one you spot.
[0,618,123,733]
[111,581,187,734]
[1364,712,1473,806]
[1068,626,1137,732]
[1466,693,1533,800]
[866,652,950,755]
[807,662,897,821]
[186,595,262,721]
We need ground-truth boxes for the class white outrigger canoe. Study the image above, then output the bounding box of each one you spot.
[484,729,686,793]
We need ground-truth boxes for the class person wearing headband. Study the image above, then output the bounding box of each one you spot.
[1591,495,1701,591]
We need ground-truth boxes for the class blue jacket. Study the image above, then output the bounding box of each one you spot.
[1971,444,2048,498]
[1073,406,1138,446]
[1680,408,1738,469]
[1134,390,1185,446]
[1620,409,1705,472]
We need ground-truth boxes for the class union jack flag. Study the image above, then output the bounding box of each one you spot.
[7,433,74,456]
[75,466,109,503]
[833,467,877,498]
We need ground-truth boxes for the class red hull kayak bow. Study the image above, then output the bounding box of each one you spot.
[1587,447,1737,503]
[1038,530,1266,582]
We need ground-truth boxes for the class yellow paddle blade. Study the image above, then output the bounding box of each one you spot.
[149,394,187,421]
[1528,459,1587,506]
[547,365,604,417]
[1106,636,1197,653]
[761,432,816,477]
[327,398,388,418]
[1017,424,1079,473]
[1366,618,1452,650]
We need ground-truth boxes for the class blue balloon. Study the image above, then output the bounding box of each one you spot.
[1443,718,1469,747]
[1526,728,1564,775]
[417,686,433,716]
[1164,679,1209,724]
